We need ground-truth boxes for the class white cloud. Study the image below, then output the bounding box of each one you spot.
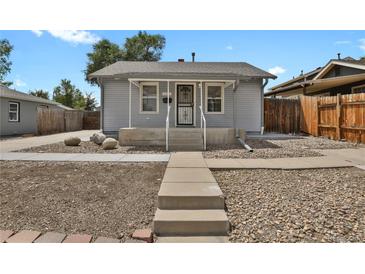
[359,39,365,51]
[47,30,101,45]
[334,40,351,45]
[31,30,43,37]
[225,45,233,50]
[14,79,26,87]
[268,66,286,75]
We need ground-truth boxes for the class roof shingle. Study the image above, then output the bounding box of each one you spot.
[89,61,276,79]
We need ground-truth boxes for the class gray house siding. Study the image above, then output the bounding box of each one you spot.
[0,97,56,136]
[102,77,262,133]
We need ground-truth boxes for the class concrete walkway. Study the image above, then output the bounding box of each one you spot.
[0,152,170,162]
[205,156,354,169]
[154,152,230,243]
[0,130,98,153]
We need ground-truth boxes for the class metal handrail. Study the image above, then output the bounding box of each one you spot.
[165,105,171,151]
[199,105,207,150]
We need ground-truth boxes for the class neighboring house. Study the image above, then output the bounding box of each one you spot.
[0,85,69,136]
[266,56,365,97]
[89,60,275,150]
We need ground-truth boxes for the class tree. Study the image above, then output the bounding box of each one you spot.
[84,32,166,85]
[29,89,50,99]
[0,39,13,86]
[84,39,123,85]
[53,79,85,109]
[122,31,166,61]
[84,92,97,111]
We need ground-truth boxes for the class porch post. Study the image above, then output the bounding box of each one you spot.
[129,80,132,128]
[200,81,203,128]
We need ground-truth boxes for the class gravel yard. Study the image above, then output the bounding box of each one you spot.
[204,136,362,159]
[0,161,165,242]
[16,141,166,154]
[214,168,365,243]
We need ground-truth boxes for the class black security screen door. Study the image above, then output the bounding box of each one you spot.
[177,85,194,125]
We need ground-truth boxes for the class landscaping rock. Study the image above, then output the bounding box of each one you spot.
[64,136,81,146]
[90,132,106,145]
[102,138,118,150]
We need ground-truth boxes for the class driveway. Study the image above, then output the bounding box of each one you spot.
[0,130,98,153]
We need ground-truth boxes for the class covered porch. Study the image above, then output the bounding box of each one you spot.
[124,78,238,151]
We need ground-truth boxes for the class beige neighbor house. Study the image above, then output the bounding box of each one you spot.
[89,59,276,151]
[266,55,365,98]
[0,84,70,136]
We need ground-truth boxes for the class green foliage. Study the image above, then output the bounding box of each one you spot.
[0,39,13,86]
[85,32,166,85]
[53,79,85,109]
[84,92,97,111]
[122,31,166,61]
[85,39,124,85]
[29,89,50,99]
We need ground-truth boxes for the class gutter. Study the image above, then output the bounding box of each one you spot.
[261,78,269,134]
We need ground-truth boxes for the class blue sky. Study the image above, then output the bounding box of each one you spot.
[1,30,364,105]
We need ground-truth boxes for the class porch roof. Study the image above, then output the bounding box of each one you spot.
[89,61,276,80]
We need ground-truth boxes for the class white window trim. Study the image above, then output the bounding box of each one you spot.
[8,101,20,122]
[351,84,365,93]
[205,83,224,114]
[139,82,159,114]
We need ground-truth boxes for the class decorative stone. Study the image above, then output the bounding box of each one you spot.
[64,136,81,146]
[102,138,118,150]
[131,229,153,243]
[90,132,106,145]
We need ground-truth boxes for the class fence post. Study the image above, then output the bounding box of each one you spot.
[316,97,320,137]
[336,94,341,140]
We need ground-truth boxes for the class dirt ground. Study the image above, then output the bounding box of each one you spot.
[204,136,362,159]
[16,141,166,154]
[214,167,365,243]
[0,161,166,241]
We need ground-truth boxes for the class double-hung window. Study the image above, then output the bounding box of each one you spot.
[205,83,224,114]
[8,101,20,122]
[140,82,159,113]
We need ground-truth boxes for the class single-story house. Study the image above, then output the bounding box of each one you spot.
[0,85,69,136]
[89,60,275,151]
[266,56,365,97]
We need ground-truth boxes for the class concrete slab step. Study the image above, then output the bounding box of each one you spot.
[153,209,229,236]
[158,183,224,209]
[169,137,203,144]
[162,168,216,183]
[156,236,229,243]
[169,144,203,151]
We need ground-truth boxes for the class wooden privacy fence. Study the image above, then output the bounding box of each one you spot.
[264,98,300,134]
[305,93,365,143]
[37,108,100,135]
[265,94,365,143]
[83,111,100,130]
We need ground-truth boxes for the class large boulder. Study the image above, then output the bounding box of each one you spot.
[102,138,118,150]
[64,136,81,146]
[90,132,106,145]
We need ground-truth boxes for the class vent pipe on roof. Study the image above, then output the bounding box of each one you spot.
[337,53,341,60]
[300,70,304,76]
[178,58,185,62]
[192,52,195,62]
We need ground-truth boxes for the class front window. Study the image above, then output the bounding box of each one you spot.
[205,84,224,113]
[140,83,159,113]
[8,102,20,122]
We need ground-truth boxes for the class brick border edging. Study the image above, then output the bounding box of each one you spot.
[0,229,153,243]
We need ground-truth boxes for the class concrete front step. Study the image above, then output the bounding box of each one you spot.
[158,183,224,209]
[169,128,202,138]
[156,236,229,243]
[162,168,217,183]
[153,209,229,236]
